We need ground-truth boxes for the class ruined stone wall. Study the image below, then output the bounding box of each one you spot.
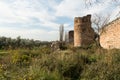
[69,30,74,43]
[100,18,120,49]
[74,15,95,47]
[74,17,82,47]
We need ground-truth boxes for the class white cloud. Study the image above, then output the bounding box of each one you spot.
[55,0,115,18]
[0,0,60,41]
[55,0,85,18]
[0,0,119,41]
[0,0,57,24]
[109,5,120,21]
[0,27,59,41]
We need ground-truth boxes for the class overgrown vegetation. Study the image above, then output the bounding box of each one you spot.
[0,41,120,80]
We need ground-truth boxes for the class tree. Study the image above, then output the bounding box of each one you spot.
[85,0,119,4]
[16,36,21,48]
[84,0,120,17]
[65,31,69,43]
[84,0,120,47]
[59,24,64,42]
[92,14,110,47]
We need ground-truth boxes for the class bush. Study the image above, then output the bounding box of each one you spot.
[39,46,52,54]
[11,50,31,66]
[81,62,120,80]
[0,45,120,80]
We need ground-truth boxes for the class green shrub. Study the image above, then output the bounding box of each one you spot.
[11,50,31,66]
[39,46,52,54]
[24,65,62,80]
[111,49,120,63]
[81,57,120,80]
[0,45,120,80]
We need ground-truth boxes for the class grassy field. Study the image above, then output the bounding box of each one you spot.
[0,45,120,80]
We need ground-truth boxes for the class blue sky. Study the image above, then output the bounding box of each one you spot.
[0,0,120,41]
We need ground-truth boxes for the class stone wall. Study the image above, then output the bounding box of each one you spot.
[100,18,120,49]
[74,15,95,47]
[69,30,74,43]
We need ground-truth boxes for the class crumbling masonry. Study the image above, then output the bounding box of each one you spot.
[74,15,95,47]
[68,14,120,49]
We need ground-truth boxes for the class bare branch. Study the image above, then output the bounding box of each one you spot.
[92,14,110,34]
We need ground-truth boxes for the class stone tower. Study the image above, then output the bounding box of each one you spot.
[69,30,74,43]
[74,15,95,47]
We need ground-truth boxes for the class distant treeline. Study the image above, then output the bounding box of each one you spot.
[0,36,51,49]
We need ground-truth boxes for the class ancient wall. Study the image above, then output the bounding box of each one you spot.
[68,30,74,43]
[100,18,120,49]
[74,15,95,47]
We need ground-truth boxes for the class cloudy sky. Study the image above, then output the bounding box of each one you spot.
[0,0,120,41]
